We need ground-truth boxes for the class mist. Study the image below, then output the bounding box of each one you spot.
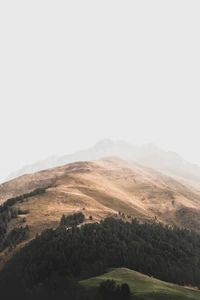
[0,1,200,182]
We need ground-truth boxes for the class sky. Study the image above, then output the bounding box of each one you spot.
[0,1,200,182]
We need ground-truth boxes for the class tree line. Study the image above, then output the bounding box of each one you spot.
[60,212,85,227]
[0,187,47,214]
[97,280,131,300]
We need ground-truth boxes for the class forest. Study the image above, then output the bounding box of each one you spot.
[0,225,30,252]
[1,217,200,299]
[60,211,85,226]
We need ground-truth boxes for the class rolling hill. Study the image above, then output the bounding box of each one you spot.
[81,268,200,300]
[1,156,200,250]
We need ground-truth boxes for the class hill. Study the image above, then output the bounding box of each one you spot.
[5,139,200,184]
[1,157,200,245]
[81,268,200,300]
[1,157,200,269]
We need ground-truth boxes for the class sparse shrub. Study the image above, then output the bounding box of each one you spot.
[18,208,29,215]
[89,216,93,220]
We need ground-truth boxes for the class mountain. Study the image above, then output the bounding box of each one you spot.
[138,151,200,184]
[5,139,160,181]
[2,157,200,298]
[1,156,200,246]
[5,139,200,184]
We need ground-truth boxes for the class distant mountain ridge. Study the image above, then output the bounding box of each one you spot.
[6,139,200,183]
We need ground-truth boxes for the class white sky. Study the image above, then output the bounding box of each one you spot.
[0,1,200,182]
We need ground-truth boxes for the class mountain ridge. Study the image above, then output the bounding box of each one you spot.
[5,139,200,184]
[1,157,200,236]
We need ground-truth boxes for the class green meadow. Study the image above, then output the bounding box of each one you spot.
[81,268,200,300]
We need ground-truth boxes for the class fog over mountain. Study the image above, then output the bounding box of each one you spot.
[1,2,200,299]
[6,139,200,183]
[1,1,200,187]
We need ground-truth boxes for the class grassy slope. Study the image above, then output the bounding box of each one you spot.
[81,268,200,300]
[2,158,200,268]
[2,157,200,239]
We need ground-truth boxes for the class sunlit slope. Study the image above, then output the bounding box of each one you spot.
[1,157,200,243]
[81,268,200,300]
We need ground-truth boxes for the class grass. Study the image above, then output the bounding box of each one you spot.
[80,268,200,300]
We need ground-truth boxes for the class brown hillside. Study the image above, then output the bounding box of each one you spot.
[1,157,200,250]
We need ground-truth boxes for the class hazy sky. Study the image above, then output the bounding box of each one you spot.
[0,1,200,182]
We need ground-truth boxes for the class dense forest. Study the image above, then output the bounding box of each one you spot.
[1,217,200,299]
[60,212,85,226]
